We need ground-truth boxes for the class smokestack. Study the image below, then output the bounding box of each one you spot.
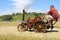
[22,0,34,22]
[22,9,26,21]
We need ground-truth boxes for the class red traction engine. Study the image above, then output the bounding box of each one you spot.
[17,15,47,33]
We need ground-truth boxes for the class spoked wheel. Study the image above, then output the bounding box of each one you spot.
[34,21,46,33]
[17,24,27,32]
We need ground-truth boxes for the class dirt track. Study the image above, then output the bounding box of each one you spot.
[0,22,60,38]
[0,27,60,38]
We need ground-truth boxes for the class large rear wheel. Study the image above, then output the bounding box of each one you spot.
[33,21,46,33]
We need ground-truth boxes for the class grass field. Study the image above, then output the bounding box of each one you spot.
[12,14,36,21]
[10,14,44,21]
[0,22,20,27]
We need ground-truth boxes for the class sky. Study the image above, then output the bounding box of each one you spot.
[0,0,60,15]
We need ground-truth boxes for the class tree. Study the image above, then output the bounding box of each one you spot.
[32,12,37,14]
[12,13,16,16]
[2,15,13,21]
[16,13,21,15]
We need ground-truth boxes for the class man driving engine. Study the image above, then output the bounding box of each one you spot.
[45,5,59,30]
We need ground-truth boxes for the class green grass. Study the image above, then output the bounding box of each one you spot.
[12,14,22,21]
[12,14,35,21]
[12,14,44,21]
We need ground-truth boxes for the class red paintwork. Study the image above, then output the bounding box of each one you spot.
[26,16,43,29]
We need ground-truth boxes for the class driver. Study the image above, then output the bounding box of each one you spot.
[45,5,59,30]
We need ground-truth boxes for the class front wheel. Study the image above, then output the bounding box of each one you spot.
[17,24,27,32]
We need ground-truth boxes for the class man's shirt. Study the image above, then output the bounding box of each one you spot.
[48,8,58,19]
